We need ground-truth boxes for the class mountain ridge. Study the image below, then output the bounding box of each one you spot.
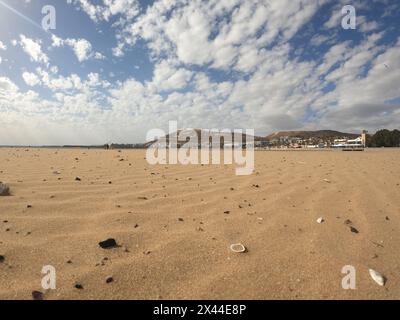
[266,130,360,140]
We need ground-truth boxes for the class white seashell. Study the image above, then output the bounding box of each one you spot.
[317,217,324,224]
[369,269,386,286]
[323,179,331,183]
[230,243,246,253]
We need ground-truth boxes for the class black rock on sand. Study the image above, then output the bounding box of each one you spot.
[99,238,119,249]
[0,183,10,196]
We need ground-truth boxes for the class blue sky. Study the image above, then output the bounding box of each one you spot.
[0,0,399,145]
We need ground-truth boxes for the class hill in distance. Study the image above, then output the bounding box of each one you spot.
[265,130,360,140]
[148,129,359,145]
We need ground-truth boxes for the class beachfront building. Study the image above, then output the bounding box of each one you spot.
[333,136,364,150]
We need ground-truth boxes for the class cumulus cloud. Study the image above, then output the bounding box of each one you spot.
[51,35,104,62]
[19,35,49,65]
[149,61,193,92]
[0,41,6,50]
[1,0,399,145]
[68,0,140,23]
[0,77,19,94]
[65,38,93,62]
[22,72,41,86]
[117,0,325,65]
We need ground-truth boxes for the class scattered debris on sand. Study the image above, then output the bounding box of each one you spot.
[369,269,386,286]
[316,217,324,224]
[344,219,353,225]
[32,291,44,300]
[74,282,84,290]
[99,238,118,249]
[106,276,114,284]
[343,219,359,233]
[0,183,10,196]
[349,226,359,234]
[230,243,247,253]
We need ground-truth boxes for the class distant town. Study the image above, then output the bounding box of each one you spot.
[108,128,400,150]
[1,129,399,150]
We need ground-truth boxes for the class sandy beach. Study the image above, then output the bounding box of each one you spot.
[0,148,399,300]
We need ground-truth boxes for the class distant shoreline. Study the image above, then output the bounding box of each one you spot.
[0,146,398,151]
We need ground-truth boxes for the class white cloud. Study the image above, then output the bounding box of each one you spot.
[115,0,326,69]
[65,38,93,62]
[94,52,106,60]
[69,0,140,23]
[149,61,193,91]
[19,35,49,65]
[51,34,63,47]
[0,77,19,94]
[51,35,105,62]
[324,7,342,29]
[22,72,41,86]
[1,1,399,145]
[358,16,379,33]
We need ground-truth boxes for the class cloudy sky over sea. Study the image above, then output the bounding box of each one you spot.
[0,0,399,145]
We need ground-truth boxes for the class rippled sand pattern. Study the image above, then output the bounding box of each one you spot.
[0,148,399,299]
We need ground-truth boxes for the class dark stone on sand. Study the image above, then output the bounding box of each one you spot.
[75,177,81,181]
[106,276,114,284]
[350,226,359,234]
[27,205,32,208]
[32,291,44,300]
[99,238,118,249]
[138,197,148,200]
[0,255,5,263]
[0,183,10,196]
[224,211,230,214]
[178,218,184,222]
[74,283,84,289]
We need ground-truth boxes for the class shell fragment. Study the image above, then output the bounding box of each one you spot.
[230,243,246,253]
[369,269,386,286]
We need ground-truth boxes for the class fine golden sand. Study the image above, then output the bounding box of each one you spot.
[0,148,399,300]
